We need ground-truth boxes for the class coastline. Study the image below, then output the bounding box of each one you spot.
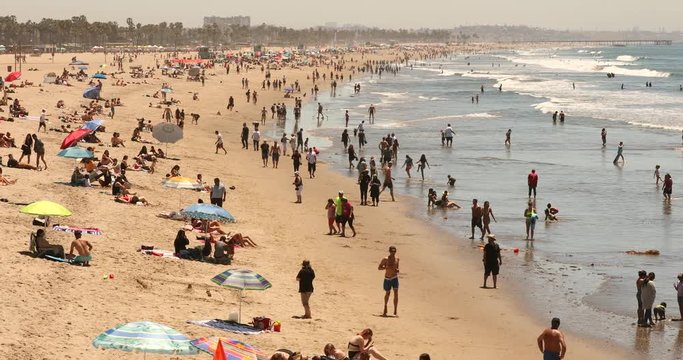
[0,48,634,359]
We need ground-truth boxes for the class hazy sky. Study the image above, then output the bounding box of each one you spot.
[7,0,682,31]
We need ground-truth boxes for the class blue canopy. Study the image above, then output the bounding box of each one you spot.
[82,119,104,131]
[92,73,107,79]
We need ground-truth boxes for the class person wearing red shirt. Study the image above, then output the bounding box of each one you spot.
[528,169,539,198]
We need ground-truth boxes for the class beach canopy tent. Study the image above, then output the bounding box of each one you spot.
[92,321,199,357]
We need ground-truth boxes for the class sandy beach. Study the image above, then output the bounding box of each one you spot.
[0,48,634,360]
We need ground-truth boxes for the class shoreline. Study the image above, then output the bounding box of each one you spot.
[0,47,634,359]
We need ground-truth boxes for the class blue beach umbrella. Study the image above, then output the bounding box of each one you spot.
[57,147,93,159]
[92,321,199,357]
[78,65,88,70]
[211,269,272,322]
[180,203,235,223]
[92,73,107,79]
[82,119,105,132]
[83,86,100,99]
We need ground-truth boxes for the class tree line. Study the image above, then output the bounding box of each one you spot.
[0,15,453,49]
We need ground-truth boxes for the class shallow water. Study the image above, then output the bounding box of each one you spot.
[265,44,683,359]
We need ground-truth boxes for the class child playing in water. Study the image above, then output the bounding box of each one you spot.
[654,165,662,185]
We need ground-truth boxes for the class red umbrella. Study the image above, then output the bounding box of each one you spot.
[5,71,21,82]
[60,128,91,149]
[213,340,227,360]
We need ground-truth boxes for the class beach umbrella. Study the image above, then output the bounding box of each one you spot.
[92,321,199,358]
[57,147,93,159]
[82,119,105,132]
[20,200,72,217]
[181,203,235,223]
[70,60,88,65]
[92,73,107,79]
[83,86,101,99]
[191,337,266,360]
[160,88,172,94]
[152,122,183,144]
[60,128,92,149]
[5,71,21,82]
[211,269,271,322]
[162,176,202,190]
[78,65,88,70]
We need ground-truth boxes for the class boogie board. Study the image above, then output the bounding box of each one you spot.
[45,255,72,263]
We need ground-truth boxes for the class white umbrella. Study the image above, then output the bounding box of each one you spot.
[152,123,183,144]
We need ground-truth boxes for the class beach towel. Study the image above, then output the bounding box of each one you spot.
[141,249,179,259]
[52,225,103,236]
[187,319,265,335]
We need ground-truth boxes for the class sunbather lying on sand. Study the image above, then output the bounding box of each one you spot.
[0,168,17,185]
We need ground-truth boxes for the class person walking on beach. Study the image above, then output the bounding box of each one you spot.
[270,140,281,169]
[306,148,317,178]
[291,149,302,173]
[401,155,413,178]
[641,272,657,327]
[470,199,485,240]
[528,169,538,198]
[417,154,430,181]
[260,141,271,167]
[368,104,376,124]
[524,201,537,240]
[341,129,349,150]
[505,129,511,146]
[378,246,399,317]
[674,274,683,320]
[252,129,261,152]
[210,178,226,207]
[359,169,370,205]
[293,171,303,203]
[215,131,227,155]
[325,199,338,234]
[654,165,662,185]
[482,234,502,289]
[482,201,497,236]
[601,128,607,147]
[340,197,356,237]
[280,133,289,157]
[241,123,249,149]
[32,134,47,170]
[296,260,315,319]
[613,142,624,165]
[444,124,455,147]
[537,318,566,360]
[38,110,47,132]
[663,174,673,201]
[370,174,381,206]
[380,161,395,201]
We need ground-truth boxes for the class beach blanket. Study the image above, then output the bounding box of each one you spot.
[141,249,179,259]
[52,225,103,235]
[187,319,265,335]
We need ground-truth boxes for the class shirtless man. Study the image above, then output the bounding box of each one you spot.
[470,199,485,240]
[380,162,395,201]
[68,231,93,266]
[537,318,566,360]
[378,246,399,316]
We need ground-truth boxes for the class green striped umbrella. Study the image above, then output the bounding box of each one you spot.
[92,321,199,358]
[211,269,272,323]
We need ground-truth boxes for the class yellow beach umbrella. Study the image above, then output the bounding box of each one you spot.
[162,176,202,190]
[19,200,72,217]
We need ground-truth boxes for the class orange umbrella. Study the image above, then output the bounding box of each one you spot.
[214,340,227,360]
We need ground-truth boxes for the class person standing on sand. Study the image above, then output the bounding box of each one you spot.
[215,131,227,155]
[359,169,370,206]
[613,142,624,164]
[325,199,338,234]
[537,318,566,360]
[306,148,317,178]
[291,149,301,173]
[241,123,249,149]
[636,270,647,326]
[641,272,657,327]
[252,129,261,152]
[293,171,303,203]
[673,274,683,320]
[380,161,395,201]
[280,133,289,156]
[482,234,502,289]
[528,169,538,198]
[296,260,315,319]
[260,141,270,167]
[210,178,226,207]
[601,128,607,147]
[370,175,381,206]
[470,199,484,240]
[378,246,399,317]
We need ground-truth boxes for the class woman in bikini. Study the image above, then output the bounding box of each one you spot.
[347,329,387,360]
[482,200,497,235]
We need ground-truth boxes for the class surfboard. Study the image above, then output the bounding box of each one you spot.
[45,255,72,263]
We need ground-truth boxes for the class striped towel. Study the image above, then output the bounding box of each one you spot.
[52,225,103,236]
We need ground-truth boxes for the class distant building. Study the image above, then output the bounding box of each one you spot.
[203,16,251,30]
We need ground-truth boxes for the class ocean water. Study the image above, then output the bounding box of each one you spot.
[267,44,683,359]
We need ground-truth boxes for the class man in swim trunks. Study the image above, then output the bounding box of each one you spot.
[470,199,484,240]
[537,317,566,360]
[378,246,399,316]
[68,231,93,266]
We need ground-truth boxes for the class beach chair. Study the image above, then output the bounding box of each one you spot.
[29,232,38,254]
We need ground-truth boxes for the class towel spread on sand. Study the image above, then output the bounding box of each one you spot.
[141,249,179,259]
[52,225,103,235]
[187,319,265,335]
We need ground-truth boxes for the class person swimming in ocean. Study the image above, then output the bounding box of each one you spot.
[447,175,456,187]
